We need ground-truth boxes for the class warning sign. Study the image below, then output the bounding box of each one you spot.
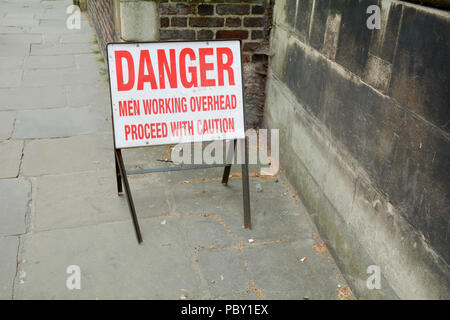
[107,40,245,149]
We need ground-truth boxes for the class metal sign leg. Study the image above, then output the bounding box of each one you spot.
[115,149,143,244]
[115,154,123,195]
[241,137,252,229]
[222,139,237,185]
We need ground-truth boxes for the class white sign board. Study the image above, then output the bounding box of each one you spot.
[107,40,245,149]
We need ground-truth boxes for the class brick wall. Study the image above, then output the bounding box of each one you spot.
[159,0,273,127]
[87,0,117,57]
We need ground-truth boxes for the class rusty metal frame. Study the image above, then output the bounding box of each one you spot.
[114,140,251,244]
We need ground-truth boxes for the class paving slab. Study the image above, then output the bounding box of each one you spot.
[2,18,38,27]
[168,176,313,243]
[177,215,235,250]
[121,146,173,171]
[0,236,19,299]
[62,68,106,86]
[0,111,16,139]
[0,86,66,111]
[14,219,204,299]
[22,68,67,87]
[34,170,170,231]
[197,248,250,298]
[0,26,31,34]
[60,33,95,44]
[0,178,31,236]
[242,240,345,300]
[31,43,96,56]
[0,33,42,44]
[12,106,110,139]
[0,140,23,178]
[30,20,89,35]
[4,12,35,20]
[0,56,24,69]
[75,54,105,71]
[65,83,109,108]
[25,54,75,69]
[0,69,21,88]
[21,133,114,176]
[0,43,29,57]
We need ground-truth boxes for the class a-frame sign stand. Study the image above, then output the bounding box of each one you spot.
[114,138,251,244]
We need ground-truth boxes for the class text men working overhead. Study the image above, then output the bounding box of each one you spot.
[108,41,245,149]
[107,40,251,243]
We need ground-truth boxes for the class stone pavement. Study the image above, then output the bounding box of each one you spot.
[0,0,352,300]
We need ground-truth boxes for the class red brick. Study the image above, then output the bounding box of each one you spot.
[160,17,169,28]
[160,29,195,40]
[198,29,215,40]
[216,30,248,40]
[226,17,241,27]
[244,17,265,28]
[216,4,250,15]
[171,17,187,27]
[189,17,224,28]
[197,4,214,15]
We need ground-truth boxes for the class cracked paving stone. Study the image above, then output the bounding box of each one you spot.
[178,215,235,250]
[0,178,31,236]
[12,106,110,139]
[21,134,114,176]
[0,111,16,139]
[14,219,203,299]
[0,86,66,111]
[0,140,23,178]
[169,177,313,242]
[34,170,170,231]
[0,236,19,299]
[242,240,345,299]
[197,248,250,298]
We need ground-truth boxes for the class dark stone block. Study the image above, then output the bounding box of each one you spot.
[390,6,450,132]
[368,1,402,63]
[321,48,450,264]
[385,113,450,263]
[322,63,406,194]
[334,0,373,76]
[285,0,297,28]
[295,0,314,38]
[309,0,330,51]
[285,43,326,118]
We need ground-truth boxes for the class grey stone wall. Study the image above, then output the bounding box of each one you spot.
[265,0,449,299]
